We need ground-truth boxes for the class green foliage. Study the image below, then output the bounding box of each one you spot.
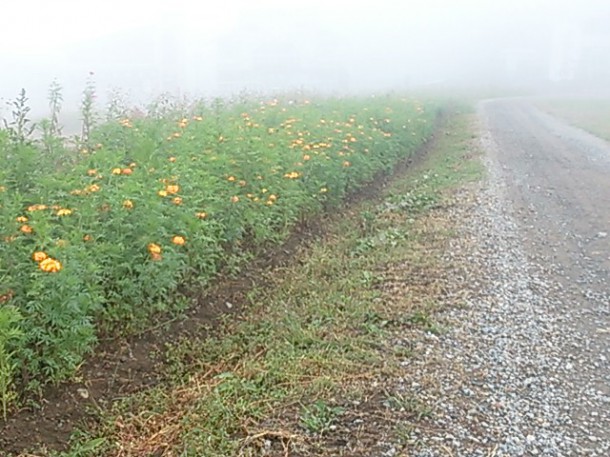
[39,80,65,156]
[0,92,437,405]
[49,79,64,137]
[80,73,97,148]
[2,88,36,146]
[300,399,345,434]
[0,305,22,420]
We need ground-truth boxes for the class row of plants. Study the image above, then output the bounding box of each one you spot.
[0,82,438,416]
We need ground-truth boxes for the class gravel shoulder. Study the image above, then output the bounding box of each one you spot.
[397,99,610,456]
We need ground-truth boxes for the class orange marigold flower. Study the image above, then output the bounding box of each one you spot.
[121,168,133,175]
[16,216,28,223]
[32,251,48,262]
[166,185,180,194]
[172,197,183,205]
[171,235,186,246]
[56,209,73,217]
[87,169,97,176]
[39,257,62,273]
[230,196,240,203]
[148,243,162,255]
[303,154,311,161]
[27,204,47,212]
[195,212,207,219]
[112,168,122,175]
[83,234,92,242]
[20,225,33,234]
[123,200,134,209]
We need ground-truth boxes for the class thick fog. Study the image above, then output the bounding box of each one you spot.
[1,0,609,120]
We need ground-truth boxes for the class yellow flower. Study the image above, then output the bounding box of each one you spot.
[193,115,203,121]
[166,185,180,195]
[129,162,137,168]
[27,204,48,212]
[320,187,328,193]
[32,251,48,262]
[56,209,73,217]
[158,190,168,197]
[169,157,176,163]
[268,194,277,201]
[343,161,351,167]
[16,216,28,223]
[0,186,5,192]
[171,235,186,246]
[172,197,183,205]
[238,180,247,187]
[112,168,122,175]
[39,257,62,273]
[227,176,236,182]
[303,154,311,161]
[123,200,134,209]
[83,234,92,242]
[148,243,161,255]
[87,169,97,176]
[20,225,33,234]
[195,212,207,219]
[86,184,101,193]
[230,196,240,203]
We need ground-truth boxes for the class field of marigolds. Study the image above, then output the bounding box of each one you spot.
[0,88,437,414]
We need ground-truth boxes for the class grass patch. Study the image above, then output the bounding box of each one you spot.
[537,98,610,141]
[37,107,482,457]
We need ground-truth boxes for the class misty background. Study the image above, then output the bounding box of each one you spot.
[1,0,609,123]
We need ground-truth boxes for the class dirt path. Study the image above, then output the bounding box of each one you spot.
[480,99,610,454]
[401,100,610,456]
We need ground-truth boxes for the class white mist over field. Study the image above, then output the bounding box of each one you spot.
[1,0,609,120]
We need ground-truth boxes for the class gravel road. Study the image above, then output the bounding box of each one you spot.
[399,99,610,456]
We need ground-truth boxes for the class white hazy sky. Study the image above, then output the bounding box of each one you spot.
[1,0,608,115]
